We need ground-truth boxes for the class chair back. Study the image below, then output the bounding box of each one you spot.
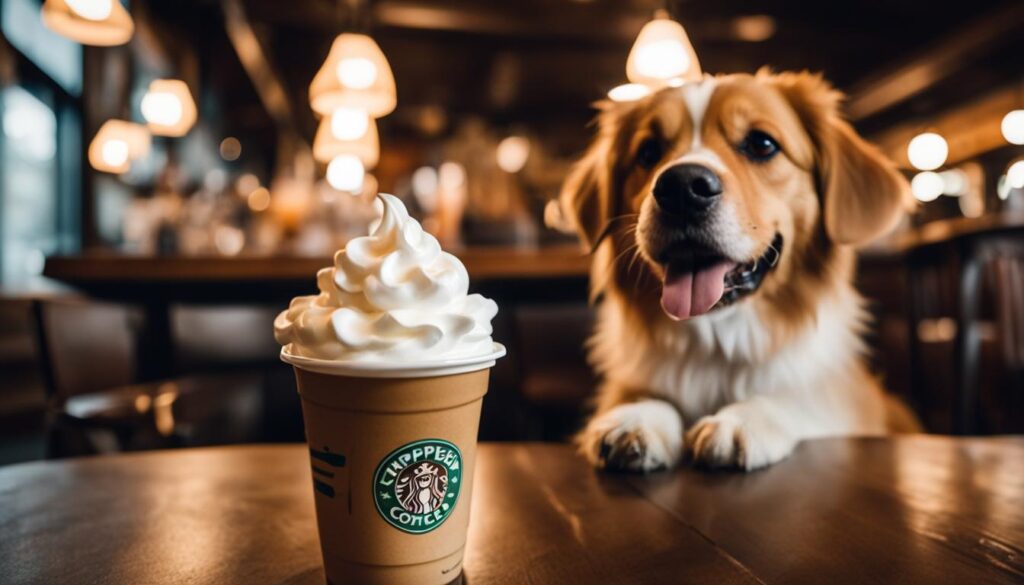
[171,305,280,371]
[33,298,137,403]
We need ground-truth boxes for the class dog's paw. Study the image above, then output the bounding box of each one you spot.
[578,400,683,473]
[685,413,795,471]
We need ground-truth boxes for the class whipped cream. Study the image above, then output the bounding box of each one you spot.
[275,194,498,362]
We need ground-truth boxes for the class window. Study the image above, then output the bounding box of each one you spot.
[1,87,59,281]
[0,0,84,283]
[2,0,83,96]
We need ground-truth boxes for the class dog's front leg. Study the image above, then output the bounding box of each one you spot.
[577,397,684,473]
[685,392,835,471]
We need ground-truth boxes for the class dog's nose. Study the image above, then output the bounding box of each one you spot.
[652,163,723,217]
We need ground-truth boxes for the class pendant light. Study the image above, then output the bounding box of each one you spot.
[326,154,366,193]
[626,10,702,87]
[140,79,198,137]
[312,108,379,167]
[41,0,134,47]
[910,172,944,202]
[1002,110,1024,145]
[309,33,397,118]
[88,120,150,174]
[907,132,948,171]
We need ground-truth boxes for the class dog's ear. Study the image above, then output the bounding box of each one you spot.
[767,71,913,246]
[548,109,620,251]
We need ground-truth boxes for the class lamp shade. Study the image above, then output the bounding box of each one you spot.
[607,83,652,102]
[309,34,397,118]
[88,120,150,174]
[313,109,379,168]
[41,0,134,47]
[140,79,198,137]
[626,13,702,86]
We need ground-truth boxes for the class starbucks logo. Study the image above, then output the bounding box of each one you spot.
[373,439,462,534]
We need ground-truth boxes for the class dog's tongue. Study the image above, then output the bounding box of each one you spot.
[661,261,735,320]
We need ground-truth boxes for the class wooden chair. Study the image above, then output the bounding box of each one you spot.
[905,218,1024,434]
[31,297,265,456]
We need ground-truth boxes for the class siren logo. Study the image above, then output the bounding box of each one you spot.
[373,439,462,534]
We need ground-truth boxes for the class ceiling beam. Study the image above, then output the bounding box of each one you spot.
[372,2,645,42]
[846,1,1024,121]
[221,0,304,144]
[871,82,1022,169]
[244,1,788,45]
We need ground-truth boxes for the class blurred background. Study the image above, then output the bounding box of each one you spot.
[1,0,1022,465]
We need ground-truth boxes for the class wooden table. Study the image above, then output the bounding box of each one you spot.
[42,246,591,296]
[41,248,590,381]
[1,437,1021,584]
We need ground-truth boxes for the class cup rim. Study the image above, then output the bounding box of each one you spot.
[280,342,506,378]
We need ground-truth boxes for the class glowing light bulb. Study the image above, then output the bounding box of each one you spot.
[1008,160,1024,189]
[412,166,439,199]
[439,161,466,190]
[66,0,112,21]
[141,91,183,127]
[496,136,530,173]
[635,39,690,80]
[907,132,948,171]
[140,80,197,137]
[732,15,776,42]
[327,155,365,193]
[101,139,129,167]
[336,57,378,90]
[938,169,968,197]
[236,174,260,196]
[1002,110,1024,145]
[911,171,944,202]
[88,120,149,173]
[607,83,651,102]
[313,115,378,166]
[247,187,271,212]
[330,108,370,141]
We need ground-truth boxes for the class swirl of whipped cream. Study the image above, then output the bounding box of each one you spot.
[274,194,498,362]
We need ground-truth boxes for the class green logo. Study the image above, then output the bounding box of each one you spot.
[373,439,462,534]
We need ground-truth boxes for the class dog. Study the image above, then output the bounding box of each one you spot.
[552,70,920,473]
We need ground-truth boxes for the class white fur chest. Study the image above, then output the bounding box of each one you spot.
[591,289,866,425]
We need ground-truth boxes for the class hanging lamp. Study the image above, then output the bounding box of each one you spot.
[626,10,702,87]
[312,108,379,167]
[41,0,134,47]
[87,120,150,174]
[140,79,198,137]
[309,33,397,118]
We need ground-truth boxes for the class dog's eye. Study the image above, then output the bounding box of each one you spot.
[739,130,780,161]
[636,138,663,169]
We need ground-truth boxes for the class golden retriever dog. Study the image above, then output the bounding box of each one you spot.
[552,70,919,472]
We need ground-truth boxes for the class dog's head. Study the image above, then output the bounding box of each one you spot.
[555,71,912,322]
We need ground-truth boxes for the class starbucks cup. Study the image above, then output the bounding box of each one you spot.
[282,343,506,585]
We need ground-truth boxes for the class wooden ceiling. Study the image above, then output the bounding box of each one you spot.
[145,0,1024,157]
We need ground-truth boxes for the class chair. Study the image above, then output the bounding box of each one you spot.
[904,218,1024,434]
[31,297,265,456]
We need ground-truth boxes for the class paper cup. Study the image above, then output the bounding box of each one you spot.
[282,344,505,585]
